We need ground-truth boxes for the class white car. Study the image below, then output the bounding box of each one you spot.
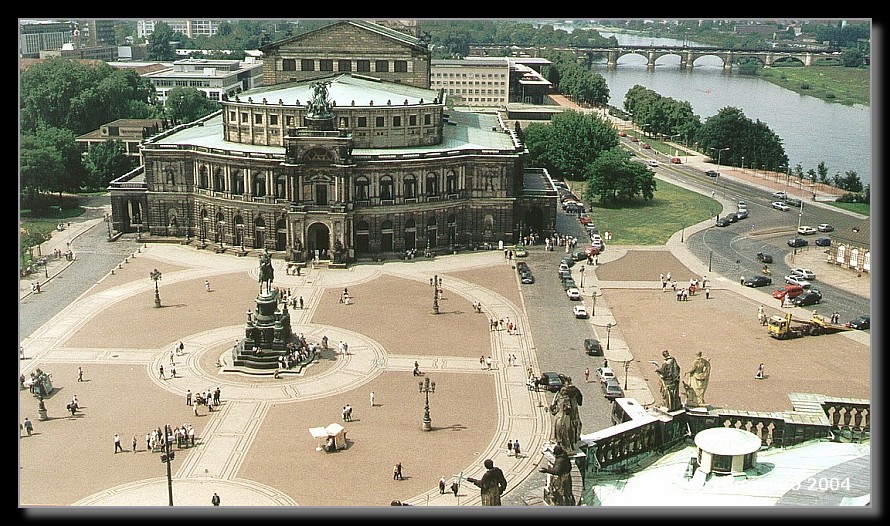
[771,191,788,199]
[596,367,616,383]
[738,200,747,209]
[790,268,816,280]
[797,226,818,235]
[784,275,812,288]
[566,287,582,300]
[771,201,790,211]
[573,304,589,318]
[647,159,659,167]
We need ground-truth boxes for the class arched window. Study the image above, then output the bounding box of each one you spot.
[425,173,438,196]
[198,165,209,189]
[213,168,225,192]
[404,174,417,200]
[446,171,457,195]
[275,174,287,199]
[234,215,245,247]
[254,172,267,197]
[355,176,370,202]
[426,215,438,248]
[233,170,244,195]
[380,175,394,201]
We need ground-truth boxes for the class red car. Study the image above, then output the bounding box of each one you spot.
[641,143,651,149]
[630,136,639,142]
[670,157,682,164]
[579,216,592,225]
[618,131,627,137]
[582,245,601,257]
[772,285,805,300]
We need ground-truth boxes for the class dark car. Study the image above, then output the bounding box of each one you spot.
[725,213,738,223]
[584,339,603,356]
[562,278,577,290]
[560,257,575,268]
[793,290,822,307]
[785,198,803,207]
[538,372,565,393]
[743,275,773,288]
[757,252,774,264]
[818,224,835,232]
[815,237,832,247]
[787,237,809,248]
[734,209,749,220]
[520,273,535,284]
[558,270,572,282]
[601,378,625,400]
[570,251,588,262]
[516,261,529,274]
[715,217,731,227]
[847,315,870,330]
[705,170,719,178]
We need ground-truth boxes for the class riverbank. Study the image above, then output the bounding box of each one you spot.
[759,65,870,107]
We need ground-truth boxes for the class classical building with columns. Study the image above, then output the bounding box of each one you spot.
[109,20,557,262]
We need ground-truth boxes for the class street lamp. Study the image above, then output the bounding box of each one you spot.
[419,377,436,432]
[666,133,682,157]
[160,425,175,506]
[623,359,630,390]
[150,268,163,308]
[710,147,729,178]
[741,156,745,173]
[579,265,585,288]
[106,214,113,240]
[591,288,599,316]
[606,322,613,350]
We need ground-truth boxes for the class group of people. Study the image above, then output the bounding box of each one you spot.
[341,404,354,422]
[479,355,493,370]
[661,273,709,301]
[143,423,197,453]
[489,317,515,333]
[187,387,222,415]
[471,300,483,314]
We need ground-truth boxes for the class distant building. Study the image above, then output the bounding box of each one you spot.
[75,118,166,159]
[20,20,75,58]
[430,56,552,108]
[142,58,264,104]
[136,20,221,40]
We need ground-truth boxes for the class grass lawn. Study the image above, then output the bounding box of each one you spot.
[567,179,722,245]
[759,65,870,107]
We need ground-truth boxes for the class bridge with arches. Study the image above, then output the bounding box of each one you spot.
[470,45,841,70]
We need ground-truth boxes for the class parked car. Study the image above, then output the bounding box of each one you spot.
[630,136,639,142]
[797,226,817,235]
[784,275,812,288]
[520,273,535,284]
[538,372,565,392]
[560,257,575,268]
[715,217,732,227]
[771,191,788,199]
[558,269,571,281]
[772,201,790,211]
[671,157,682,164]
[570,251,588,262]
[618,131,627,137]
[817,224,835,232]
[514,244,528,257]
[815,237,832,247]
[647,159,659,167]
[596,367,616,384]
[790,268,816,280]
[573,304,589,319]
[584,339,603,356]
[562,278,577,290]
[725,213,738,223]
[641,143,651,149]
[579,215,592,225]
[705,170,719,178]
[846,315,870,330]
[566,287,582,300]
[787,237,809,248]
[793,290,823,307]
[601,378,625,400]
[734,209,749,220]
[756,252,774,264]
[786,198,803,207]
[516,261,529,273]
[743,275,773,288]
[582,245,601,257]
[738,200,747,209]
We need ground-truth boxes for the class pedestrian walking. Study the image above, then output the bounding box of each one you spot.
[507,439,514,456]
[22,417,33,436]
[178,341,184,355]
[170,350,176,364]
[159,364,165,380]
[393,462,403,480]
[77,367,84,382]
[114,434,124,453]
[584,367,590,383]
[755,363,765,379]
[740,275,745,285]
[480,355,486,369]
[451,480,459,496]
[513,439,521,457]
[705,288,710,300]
[299,296,304,309]
[439,476,447,494]
[370,391,376,407]
[211,493,221,506]
[205,280,212,292]
[193,400,200,416]
[132,435,138,453]
[170,365,176,378]
[486,356,493,370]
[666,272,671,282]
[186,390,192,406]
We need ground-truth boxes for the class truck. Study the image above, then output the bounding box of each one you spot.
[767,312,853,340]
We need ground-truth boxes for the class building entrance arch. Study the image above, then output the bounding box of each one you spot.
[307,222,331,260]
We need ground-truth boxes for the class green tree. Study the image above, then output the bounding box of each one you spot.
[840,48,864,67]
[147,22,178,61]
[817,161,830,184]
[523,110,619,181]
[838,171,863,192]
[583,147,656,204]
[695,106,786,171]
[20,135,63,210]
[164,87,220,125]
[83,140,138,190]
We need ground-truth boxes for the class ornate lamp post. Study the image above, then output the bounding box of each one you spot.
[160,425,175,506]
[419,376,436,431]
[579,265,585,289]
[606,322,613,350]
[623,359,630,390]
[150,268,162,308]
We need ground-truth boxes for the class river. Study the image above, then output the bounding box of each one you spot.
[586,31,871,186]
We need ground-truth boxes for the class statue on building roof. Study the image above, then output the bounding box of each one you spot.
[307,80,333,118]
